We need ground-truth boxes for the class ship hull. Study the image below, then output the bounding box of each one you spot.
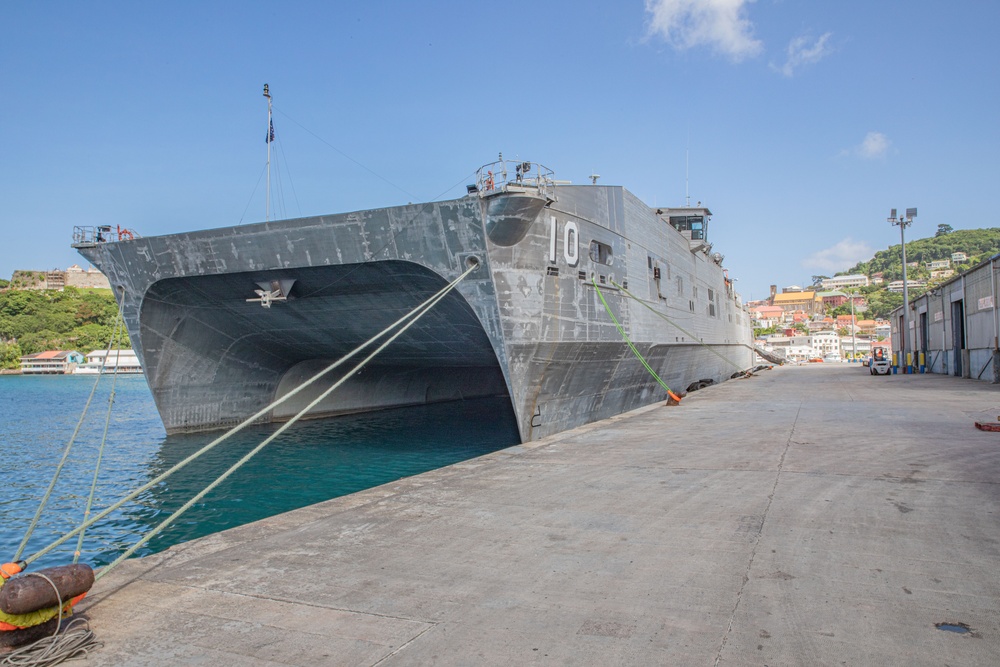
[76,180,754,442]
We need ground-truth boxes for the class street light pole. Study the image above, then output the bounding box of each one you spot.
[849,289,857,363]
[888,207,917,373]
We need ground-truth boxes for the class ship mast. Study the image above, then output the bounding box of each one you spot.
[264,83,272,222]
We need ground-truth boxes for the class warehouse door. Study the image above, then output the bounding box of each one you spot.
[951,300,965,377]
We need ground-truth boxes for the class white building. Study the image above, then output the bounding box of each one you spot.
[762,333,836,362]
[75,349,143,374]
[821,274,870,290]
[928,259,951,270]
[810,330,840,358]
[20,350,84,374]
[951,252,968,262]
[887,279,927,293]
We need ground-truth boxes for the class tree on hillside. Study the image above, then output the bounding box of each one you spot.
[844,228,1000,281]
[811,275,829,287]
[865,290,905,319]
[828,304,852,318]
[0,340,21,369]
[936,224,953,236]
[0,288,118,355]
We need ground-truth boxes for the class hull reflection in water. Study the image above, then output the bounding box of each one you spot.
[0,374,518,570]
[123,396,520,560]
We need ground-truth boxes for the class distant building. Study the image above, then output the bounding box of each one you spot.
[818,290,848,308]
[75,349,142,374]
[835,314,856,329]
[762,332,838,362]
[807,318,835,332]
[856,320,877,335]
[871,272,884,284]
[930,269,955,280]
[750,305,784,327]
[811,330,840,358]
[840,336,872,359]
[9,265,110,290]
[887,279,927,293]
[773,291,824,316]
[821,274,869,290]
[928,259,951,270]
[951,252,968,262]
[20,350,84,374]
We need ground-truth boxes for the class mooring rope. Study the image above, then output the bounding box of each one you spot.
[592,278,681,402]
[610,279,748,373]
[72,316,127,566]
[23,264,477,568]
[11,312,127,564]
[94,261,477,580]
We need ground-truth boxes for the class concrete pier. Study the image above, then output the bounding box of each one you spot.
[73,365,999,665]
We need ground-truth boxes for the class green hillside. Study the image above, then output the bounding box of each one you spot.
[837,228,1000,320]
[844,227,1000,282]
[0,287,125,368]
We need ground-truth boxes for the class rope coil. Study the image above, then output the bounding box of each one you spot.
[0,574,101,667]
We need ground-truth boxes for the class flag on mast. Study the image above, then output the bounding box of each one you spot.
[266,119,275,143]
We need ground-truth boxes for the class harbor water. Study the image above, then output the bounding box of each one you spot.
[1,375,520,571]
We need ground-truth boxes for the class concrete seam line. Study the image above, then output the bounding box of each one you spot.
[713,403,801,667]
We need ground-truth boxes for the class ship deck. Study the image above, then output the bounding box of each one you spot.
[71,364,1000,666]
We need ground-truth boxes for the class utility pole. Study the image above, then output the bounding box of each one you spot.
[888,208,917,373]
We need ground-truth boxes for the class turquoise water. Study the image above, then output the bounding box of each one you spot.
[0,375,519,570]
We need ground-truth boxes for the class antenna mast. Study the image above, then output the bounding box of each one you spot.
[264,83,272,222]
[685,148,690,207]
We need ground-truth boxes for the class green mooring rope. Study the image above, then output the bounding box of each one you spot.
[592,277,679,400]
[611,279,747,372]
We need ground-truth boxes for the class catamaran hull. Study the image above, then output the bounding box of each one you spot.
[76,180,754,442]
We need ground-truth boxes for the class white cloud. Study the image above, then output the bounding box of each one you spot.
[645,0,763,62]
[773,32,833,77]
[858,131,890,159]
[801,238,875,274]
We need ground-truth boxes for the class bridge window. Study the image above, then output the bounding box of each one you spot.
[669,215,706,240]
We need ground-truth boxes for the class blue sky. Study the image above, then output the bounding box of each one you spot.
[4,1,998,301]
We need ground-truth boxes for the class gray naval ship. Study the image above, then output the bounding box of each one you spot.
[73,158,754,443]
